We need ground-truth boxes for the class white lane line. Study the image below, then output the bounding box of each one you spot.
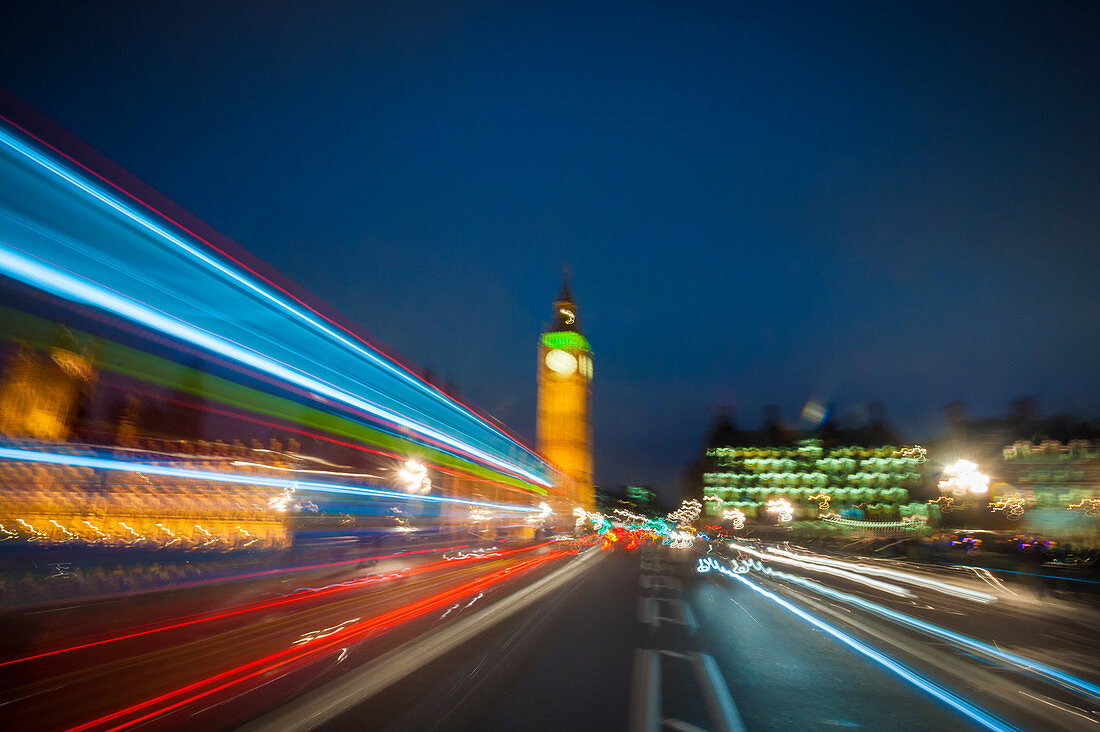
[692,652,746,732]
[630,649,745,732]
[657,649,692,660]
[680,601,699,633]
[640,575,683,593]
[640,598,698,632]
[661,719,708,732]
[630,649,661,732]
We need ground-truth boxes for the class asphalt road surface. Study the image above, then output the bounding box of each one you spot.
[7,536,1100,731]
[273,539,1100,731]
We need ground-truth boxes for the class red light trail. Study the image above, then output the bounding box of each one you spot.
[1,541,560,669]
[63,547,578,732]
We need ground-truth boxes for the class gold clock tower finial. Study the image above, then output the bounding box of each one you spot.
[537,272,594,511]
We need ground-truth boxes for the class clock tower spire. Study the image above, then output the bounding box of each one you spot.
[537,270,594,512]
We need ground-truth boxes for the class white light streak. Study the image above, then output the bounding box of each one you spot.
[728,542,913,598]
[765,546,996,603]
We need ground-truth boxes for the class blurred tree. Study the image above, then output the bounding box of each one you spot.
[625,485,656,514]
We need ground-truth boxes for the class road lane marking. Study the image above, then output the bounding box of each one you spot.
[639,597,698,632]
[657,649,692,660]
[630,649,660,732]
[692,652,745,732]
[641,575,683,592]
[630,649,745,732]
[661,719,708,732]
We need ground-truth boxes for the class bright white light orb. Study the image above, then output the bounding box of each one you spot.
[939,459,990,497]
[398,459,432,494]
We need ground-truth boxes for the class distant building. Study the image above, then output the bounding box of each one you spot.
[934,397,1100,468]
[925,400,1100,541]
[702,439,931,528]
[992,439,1100,543]
[0,438,293,550]
[625,485,656,513]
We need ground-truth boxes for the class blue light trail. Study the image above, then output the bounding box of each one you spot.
[764,567,1100,703]
[729,573,1020,732]
[0,242,545,487]
[0,447,540,513]
[0,119,538,462]
[0,119,554,488]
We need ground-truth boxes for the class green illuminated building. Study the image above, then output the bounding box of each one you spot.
[702,439,934,525]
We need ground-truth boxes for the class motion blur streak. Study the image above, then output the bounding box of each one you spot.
[728,542,914,598]
[759,568,1100,703]
[0,129,552,490]
[729,573,1020,732]
[0,103,599,732]
[0,244,546,486]
[0,447,540,512]
[765,546,997,603]
[1,542,564,668]
[944,564,1100,586]
[0,113,437,412]
[65,548,575,732]
[0,121,542,467]
[100,363,535,495]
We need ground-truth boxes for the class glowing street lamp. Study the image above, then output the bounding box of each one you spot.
[938,459,989,497]
[527,501,553,524]
[398,459,432,494]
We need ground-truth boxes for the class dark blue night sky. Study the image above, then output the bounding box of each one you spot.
[2,1,1098,498]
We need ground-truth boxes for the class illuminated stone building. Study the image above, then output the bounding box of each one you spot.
[0,339,94,441]
[537,274,594,511]
[0,438,294,550]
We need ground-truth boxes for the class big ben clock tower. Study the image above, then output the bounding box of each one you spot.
[537,272,594,511]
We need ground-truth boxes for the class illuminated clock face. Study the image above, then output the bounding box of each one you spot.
[545,349,578,376]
